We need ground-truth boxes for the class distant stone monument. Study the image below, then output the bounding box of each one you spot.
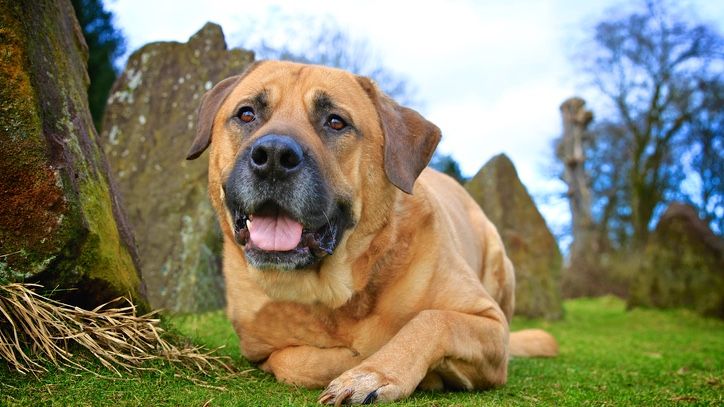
[101,23,254,312]
[628,203,723,318]
[465,154,563,319]
[0,0,147,310]
[556,97,608,298]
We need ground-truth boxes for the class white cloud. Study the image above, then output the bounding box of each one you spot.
[429,79,569,177]
[105,0,723,244]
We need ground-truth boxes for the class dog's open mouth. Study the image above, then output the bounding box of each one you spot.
[232,201,345,267]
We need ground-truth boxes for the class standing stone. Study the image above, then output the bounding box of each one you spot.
[101,23,254,312]
[465,154,563,319]
[628,203,723,318]
[556,97,606,298]
[0,0,147,310]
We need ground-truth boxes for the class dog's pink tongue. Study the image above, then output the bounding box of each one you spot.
[248,214,303,251]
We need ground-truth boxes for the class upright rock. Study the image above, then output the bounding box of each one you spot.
[628,203,723,318]
[0,0,146,309]
[466,154,563,319]
[557,97,606,298]
[101,23,254,312]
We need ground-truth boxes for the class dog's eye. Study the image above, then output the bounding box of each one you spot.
[326,115,347,131]
[237,107,256,123]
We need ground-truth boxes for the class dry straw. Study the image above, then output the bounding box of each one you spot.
[0,283,233,376]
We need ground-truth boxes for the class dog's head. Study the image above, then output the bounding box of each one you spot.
[187,61,440,272]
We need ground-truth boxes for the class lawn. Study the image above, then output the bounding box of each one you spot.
[2,297,722,406]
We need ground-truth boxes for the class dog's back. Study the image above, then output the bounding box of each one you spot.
[419,168,558,358]
[416,168,515,319]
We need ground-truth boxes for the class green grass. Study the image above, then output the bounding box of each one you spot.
[2,297,723,406]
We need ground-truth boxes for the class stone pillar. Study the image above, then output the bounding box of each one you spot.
[465,154,563,319]
[101,23,254,311]
[0,0,147,310]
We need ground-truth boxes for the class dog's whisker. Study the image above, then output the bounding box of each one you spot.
[323,211,333,231]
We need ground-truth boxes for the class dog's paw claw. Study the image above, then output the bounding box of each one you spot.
[318,388,353,406]
[361,389,378,404]
[317,393,334,404]
[319,369,404,405]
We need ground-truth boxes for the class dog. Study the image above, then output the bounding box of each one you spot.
[186,60,557,404]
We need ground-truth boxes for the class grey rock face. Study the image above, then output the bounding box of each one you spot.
[465,154,563,320]
[101,23,254,311]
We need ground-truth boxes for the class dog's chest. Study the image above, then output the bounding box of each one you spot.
[242,301,353,353]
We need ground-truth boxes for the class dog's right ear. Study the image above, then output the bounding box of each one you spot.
[186,62,263,160]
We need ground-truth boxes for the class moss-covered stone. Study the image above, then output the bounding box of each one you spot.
[465,154,563,319]
[0,0,146,310]
[628,203,723,318]
[101,23,254,312]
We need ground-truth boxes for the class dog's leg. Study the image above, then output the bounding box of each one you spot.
[261,345,362,389]
[318,306,508,404]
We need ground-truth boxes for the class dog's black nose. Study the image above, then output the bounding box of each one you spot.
[249,135,304,178]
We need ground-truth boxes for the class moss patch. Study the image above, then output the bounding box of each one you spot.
[0,0,145,309]
[629,203,724,318]
[0,5,78,276]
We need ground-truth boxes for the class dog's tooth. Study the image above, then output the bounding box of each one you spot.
[246,219,252,230]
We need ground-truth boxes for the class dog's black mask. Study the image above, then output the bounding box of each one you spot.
[223,134,353,270]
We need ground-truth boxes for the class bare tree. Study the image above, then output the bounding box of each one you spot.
[687,79,723,233]
[575,0,723,245]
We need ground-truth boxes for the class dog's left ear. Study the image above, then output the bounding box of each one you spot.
[357,77,441,194]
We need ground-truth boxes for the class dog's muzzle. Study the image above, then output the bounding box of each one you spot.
[223,134,353,270]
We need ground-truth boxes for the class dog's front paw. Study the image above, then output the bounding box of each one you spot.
[318,367,406,405]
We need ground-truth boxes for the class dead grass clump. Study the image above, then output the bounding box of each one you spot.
[0,283,233,376]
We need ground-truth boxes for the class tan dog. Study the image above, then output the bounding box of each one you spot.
[187,60,557,404]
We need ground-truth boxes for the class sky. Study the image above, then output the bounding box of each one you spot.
[106,0,724,246]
